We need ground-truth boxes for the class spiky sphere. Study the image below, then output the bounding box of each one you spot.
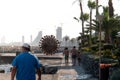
[39,35,60,55]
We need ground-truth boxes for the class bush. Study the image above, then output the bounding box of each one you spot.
[114,48,120,57]
[90,45,98,51]
[110,69,120,80]
[82,47,91,52]
[103,49,112,57]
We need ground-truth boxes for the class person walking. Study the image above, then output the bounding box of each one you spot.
[71,46,78,66]
[11,43,42,80]
[77,51,81,66]
[63,47,69,65]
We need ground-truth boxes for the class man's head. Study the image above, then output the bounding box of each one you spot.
[73,46,76,48]
[22,43,31,51]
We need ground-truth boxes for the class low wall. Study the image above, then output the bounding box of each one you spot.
[0,55,63,64]
[0,56,15,64]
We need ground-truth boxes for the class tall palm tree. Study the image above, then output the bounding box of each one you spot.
[79,0,84,36]
[88,0,96,46]
[102,18,120,43]
[96,0,99,20]
[73,0,84,35]
[73,0,84,47]
[108,0,114,18]
[80,13,89,22]
[74,12,89,46]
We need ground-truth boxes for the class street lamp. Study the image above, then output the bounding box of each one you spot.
[96,14,104,80]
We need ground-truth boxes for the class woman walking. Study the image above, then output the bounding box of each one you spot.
[63,47,69,65]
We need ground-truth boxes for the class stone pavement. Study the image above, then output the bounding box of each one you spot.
[0,53,99,80]
[57,57,98,80]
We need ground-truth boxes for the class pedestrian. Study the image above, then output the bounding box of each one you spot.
[77,51,81,66]
[71,46,78,66]
[63,47,69,65]
[11,43,42,80]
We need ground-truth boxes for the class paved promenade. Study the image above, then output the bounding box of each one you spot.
[0,53,98,80]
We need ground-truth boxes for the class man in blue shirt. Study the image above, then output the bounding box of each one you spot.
[11,43,42,80]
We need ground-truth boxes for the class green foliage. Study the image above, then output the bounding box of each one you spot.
[114,48,120,57]
[103,49,112,57]
[82,47,91,52]
[88,0,96,9]
[80,13,89,21]
[111,30,118,39]
[110,69,120,80]
[90,45,98,51]
[91,37,98,44]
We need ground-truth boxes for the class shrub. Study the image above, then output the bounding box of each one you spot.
[90,45,98,51]
[82,47,91,52]
[103,49,112,57]
[110,69,120,80]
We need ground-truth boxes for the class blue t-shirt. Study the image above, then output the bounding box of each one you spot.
[12,52,42,80]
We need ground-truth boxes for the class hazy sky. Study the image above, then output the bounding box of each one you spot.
[0,0,120,43]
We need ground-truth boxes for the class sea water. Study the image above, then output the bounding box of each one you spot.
[0,64,12,73]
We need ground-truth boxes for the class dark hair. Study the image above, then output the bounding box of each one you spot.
[73,46,76,48]
[64,47,68,50]
[22,47,31,51]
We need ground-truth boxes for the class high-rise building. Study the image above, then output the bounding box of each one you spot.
[30,35,32,43]
[31,31,42,46]
[22,36,24,44]
[56,27,62,42]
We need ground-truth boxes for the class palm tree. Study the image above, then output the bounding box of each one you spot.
[74,13,89,46]
[96,0,99,19]
[108,0,114,18]
[87,0,96,46]
[92,6,120,43]
[73,0,84,35]
[79,0,84,36]
[80,13,89,22]
[73,0,84,47]
[102,17,120,43]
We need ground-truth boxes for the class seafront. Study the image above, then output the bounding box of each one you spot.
[0,53,98,80]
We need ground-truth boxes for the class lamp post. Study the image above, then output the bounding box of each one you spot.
[96,14,104,80]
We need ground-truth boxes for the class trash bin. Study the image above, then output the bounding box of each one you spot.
[100,63,111,80]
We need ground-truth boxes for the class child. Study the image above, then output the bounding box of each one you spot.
[77,51,81,66]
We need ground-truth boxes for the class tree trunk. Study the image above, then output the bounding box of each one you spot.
[96,0,99,20]
[80,2,84,35]
[105,31,111,43]
[89,9,92,46]
[80,1,84,46]
[95,0,99,37]
[108,0,114,18]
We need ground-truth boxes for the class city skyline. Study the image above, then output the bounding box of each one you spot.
[0,27,76,44]
[0,0,120,43]
[0,26,79,47]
